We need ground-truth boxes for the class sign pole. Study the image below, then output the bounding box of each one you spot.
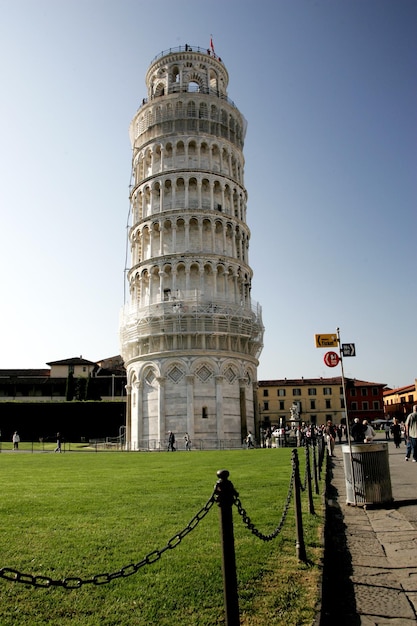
[336,327,357,506]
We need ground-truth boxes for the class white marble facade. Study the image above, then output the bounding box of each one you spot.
[120,46,263,450]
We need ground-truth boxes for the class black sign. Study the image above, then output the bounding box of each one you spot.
[341,343,356,357]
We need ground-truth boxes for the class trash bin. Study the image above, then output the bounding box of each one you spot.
[342,442,393,506]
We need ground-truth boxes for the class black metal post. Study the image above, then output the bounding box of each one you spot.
[312,439,319,495]
[292,450,307,562]
[215,469,240,626]
[305,443,315,515]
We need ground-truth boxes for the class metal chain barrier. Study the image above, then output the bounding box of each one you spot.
[233,461,295,541]
[0,492,216,588]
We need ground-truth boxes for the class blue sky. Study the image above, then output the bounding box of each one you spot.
[0,0,415,389]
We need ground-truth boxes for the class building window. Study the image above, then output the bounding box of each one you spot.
[372,387,379,396]
[278,389,286,397]
[351,388,356,396]
[263,401,269,411]
[351,402,358,410]
[293,388,301,396]
[361,388,367,396]
[202,406,208,418]
[408,395,414,403]
[362,401,369,410]
[340,398,345,408]
[308,388,316,396]
[340,387,344,395]
[279,401,285,410]
[325,399,331,409]
[310,400,316,410]
[323,388,332,395]
[373,401,380,410]
[263,389,269,397]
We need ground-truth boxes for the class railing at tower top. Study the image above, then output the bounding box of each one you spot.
[139,86,239,112]
[150,45,224,65]
[120,295,263,327]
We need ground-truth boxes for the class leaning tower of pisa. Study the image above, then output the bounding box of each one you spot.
[119,44,264,450]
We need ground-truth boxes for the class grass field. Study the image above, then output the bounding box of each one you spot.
[0,448,324,625]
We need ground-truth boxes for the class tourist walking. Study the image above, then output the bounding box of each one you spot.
[363,420,375,443]
[167,431,176,451]
[351,418,365,443]
[324,420,336,457]
[265,427,272,448]
[246,431,254,448]
[12,431,20,450]
[184,432,191,451]
[391,418,402,449]
[405,405,417,462]
[54,432,62,453]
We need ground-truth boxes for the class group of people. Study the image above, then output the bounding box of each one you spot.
[11,431,61,452]
[167,431,192,451]
[324,405,417,461]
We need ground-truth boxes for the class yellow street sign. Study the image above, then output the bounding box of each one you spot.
[315,333,339,348]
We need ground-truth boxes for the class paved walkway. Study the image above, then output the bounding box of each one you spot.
[320,437,417,625]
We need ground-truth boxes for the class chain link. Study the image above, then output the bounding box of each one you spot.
[234,463,295,541]
[0,493,216,588]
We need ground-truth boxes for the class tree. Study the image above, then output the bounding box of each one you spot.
[66,372,75,401]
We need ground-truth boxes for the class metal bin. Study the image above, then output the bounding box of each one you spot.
[342,442,393,506]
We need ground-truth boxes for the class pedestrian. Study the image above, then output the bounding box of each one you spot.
[54,432,62,453]
[324,420,336,457]
[167,431,176,451]
[12,431,20,450]
[246,431,254,448]
[351,418,365,443]
[184,432,191,451]
[405,432,413,460]
[384,422,391,440]
[391,418,402,449]
[336,424,343,444]
[363,420,375,443]
[265,427,272,448]
[405,405,417,462]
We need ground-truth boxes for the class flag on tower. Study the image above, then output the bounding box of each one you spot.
[210,35,215,55]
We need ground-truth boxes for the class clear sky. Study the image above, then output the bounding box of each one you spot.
[0,0,415,389]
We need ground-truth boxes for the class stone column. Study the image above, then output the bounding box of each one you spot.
[186,375,195,439]
[239,378,247,443]
[136,380,143,450]
[215,375,224,440]
[157,376,166,449]
[125,384,132,449]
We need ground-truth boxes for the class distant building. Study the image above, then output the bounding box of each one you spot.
[383,381,417,421]
[0,356,126,402]
[0,356,127,442]
[257,377,386,429]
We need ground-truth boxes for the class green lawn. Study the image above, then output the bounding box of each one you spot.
[0,449,324,625]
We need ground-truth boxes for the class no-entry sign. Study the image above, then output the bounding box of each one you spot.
[324,351,340,367]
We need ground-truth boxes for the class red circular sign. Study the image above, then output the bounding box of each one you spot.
[324,351,340,367]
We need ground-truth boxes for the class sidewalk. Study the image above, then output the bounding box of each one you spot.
[320,437,417,625]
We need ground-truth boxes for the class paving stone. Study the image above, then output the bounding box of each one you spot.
[320,441,417,625]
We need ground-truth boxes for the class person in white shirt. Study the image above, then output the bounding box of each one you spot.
[363,420,375,443]
[12,431,20,450]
